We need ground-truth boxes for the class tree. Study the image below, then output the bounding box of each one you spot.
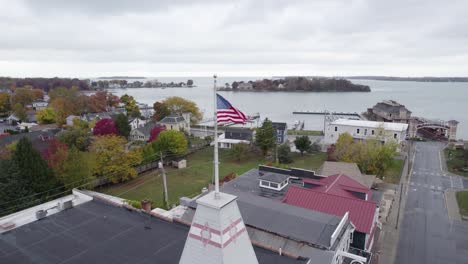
[114,113,131,138]
[58,126,92,151]
[43,139,68,169]
[294,136,312,155]
[255,118,275,156]
[2,138,62,213]
[12,103,27,121]
[464,148,468,167]
[53,146,96,188]
[278,143,292,163]
[153,130,188,156]
[149,125,166,142]
[187,79,194,86]
[36,107,57,124]
[153,101,171,121]
[0,159,30,215]
[50,97,73,125]
[90,135,142,183]
[162,96,202,123]
[334,133,355,162]
[0,92,11,114]
[11,88,35,106]
[120,94,140,117]
[93,118,118,136]
[230,143,249,162]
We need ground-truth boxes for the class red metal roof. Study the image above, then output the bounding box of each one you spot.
[302,174,373,200]
[283,185,377,234]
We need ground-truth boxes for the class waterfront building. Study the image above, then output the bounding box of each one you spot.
[324,118,408,146]
[366,100,411,123]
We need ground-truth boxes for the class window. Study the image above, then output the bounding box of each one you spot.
[364,129,367,135]
[260,180,269,187]
[270,183,278,188]
[171,125,173,129]
[357,128,360,134]
[334,126,338,132]
[394,133,398,139]
[372,130,375,135]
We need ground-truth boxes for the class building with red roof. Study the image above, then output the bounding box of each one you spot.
[283,175,379,252]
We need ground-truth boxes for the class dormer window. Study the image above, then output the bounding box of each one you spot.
[258,172,290,191]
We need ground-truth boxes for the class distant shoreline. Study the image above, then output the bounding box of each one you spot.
[216,88,370,93]
[346,76,468,82]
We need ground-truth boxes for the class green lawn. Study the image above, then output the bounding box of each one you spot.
[382,158,405,184]
[456,191,468,216]
[97,148,326,208]
[287,130,323,136]
[445,148,468,177]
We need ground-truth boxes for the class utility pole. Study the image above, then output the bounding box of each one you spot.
[159,151,169,206]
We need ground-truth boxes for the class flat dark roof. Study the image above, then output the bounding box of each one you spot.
[259,172,290,183]
[0,199,307,264]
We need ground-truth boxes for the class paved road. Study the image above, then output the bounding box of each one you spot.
[395,142,468,263]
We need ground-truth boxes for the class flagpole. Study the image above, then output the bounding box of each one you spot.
[213,74,220,198]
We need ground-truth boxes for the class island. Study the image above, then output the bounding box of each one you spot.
[218,77,370,92]
[346,76,468,82]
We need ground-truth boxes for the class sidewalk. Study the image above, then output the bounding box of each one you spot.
[445,189,462,221]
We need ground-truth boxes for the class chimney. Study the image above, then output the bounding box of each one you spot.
[179,191,259,264]
[141,199,152,212]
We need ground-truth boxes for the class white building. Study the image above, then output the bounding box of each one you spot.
[324,118,408,145]
[128,117,147,130]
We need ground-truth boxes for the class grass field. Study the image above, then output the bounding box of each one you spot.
[456,191,468,216]
[445,149,468,177]
[287,130,323,136]
[98,147,327,208]
[382,158,405,184]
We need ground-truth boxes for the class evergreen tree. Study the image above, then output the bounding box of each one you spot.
[11,138,62,195]
[114,113,131,138]
[278,143,292,163]
[255,118,275,156]
[294,135,312,155]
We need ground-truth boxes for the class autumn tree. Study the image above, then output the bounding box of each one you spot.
[333,133,355,162]
[90,135,142,183]
[153,101,171,121]
[153,130,188,156]
[149,125,166,142]
[162,96,202,123]
[58,126,92,151]
[53,146,96,188]
[0,92,11,114]
[120,94,140,117]
[114,113,131,137]
[11,88,35,106]
[43,139,68,168]
[294,136,312,155]
[36,107,57,124]
[93,118,118,136]
[255,118,275,156]
[12,103,27,121]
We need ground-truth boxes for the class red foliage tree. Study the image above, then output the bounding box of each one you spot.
[326,144,337,161]
[43,139,68,168]
[93,118,118,136]
[149,125,166,142]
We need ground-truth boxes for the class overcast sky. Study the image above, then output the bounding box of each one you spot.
[1,0,467,77]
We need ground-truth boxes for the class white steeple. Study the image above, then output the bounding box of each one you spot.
[179,191,259,264]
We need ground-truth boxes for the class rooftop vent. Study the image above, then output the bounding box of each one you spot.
[58,200,73,210]
[36,210,47,220]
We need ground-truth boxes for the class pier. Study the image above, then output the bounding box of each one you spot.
[293,111,361,117]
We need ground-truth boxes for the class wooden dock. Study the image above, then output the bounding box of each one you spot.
[292,111,360,117]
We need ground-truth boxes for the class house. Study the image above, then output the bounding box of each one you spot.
[137,103,155,119]
[32,100,48,111]
[324,118,408,146]
[158,113,190,134]
[0,189,307,264]
[216,127,254,149]
[6,114,20,125]
[237,82,253,90]
[128,117,147,130]
[283,174,380,252]
[272,122,287,144]
[366,100,412,123]
[0,129,60,152]
[318,161,375,189]
[81,112,112,122]
[129,121,157,142]
[65,115,80,126]
[172,158,187,169]
[178,167,371,264]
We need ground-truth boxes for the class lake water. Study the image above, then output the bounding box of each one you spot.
[106,77,468,140]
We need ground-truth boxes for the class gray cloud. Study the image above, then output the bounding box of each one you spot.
[0,0,467,77]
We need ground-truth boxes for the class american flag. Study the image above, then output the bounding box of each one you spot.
[216,94,248,124]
